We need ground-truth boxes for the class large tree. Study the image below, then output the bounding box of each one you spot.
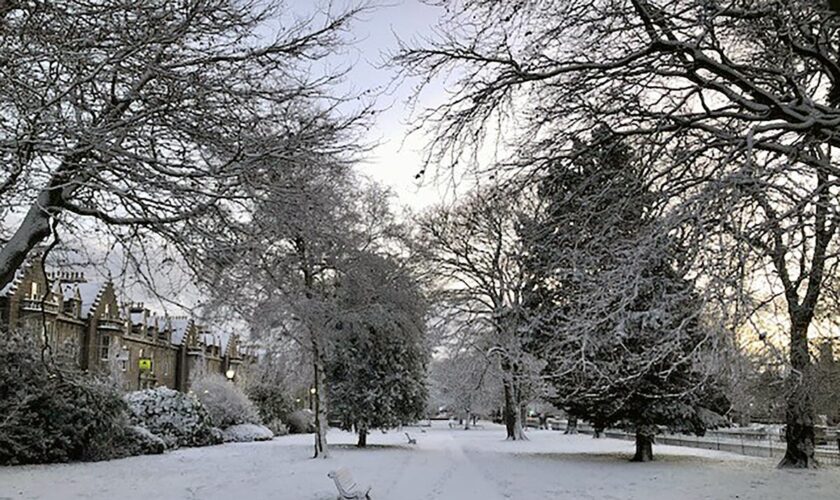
[414,188,540,440]
[0,0,363,290]
[327,252,429,447]
[397,0,840,468]
[198,158,409,458]
[520,129,726,462]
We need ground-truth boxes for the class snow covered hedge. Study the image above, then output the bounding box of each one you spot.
[222,424,274,443]
[125,387,222,449]
[285,410,316,434]
[191,374,260,428]
[0,331,129,465]
[112,426,166,457]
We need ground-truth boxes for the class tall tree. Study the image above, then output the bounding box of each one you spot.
[0,0,363,290]
[396,0,840,467]
[414,189,539,440]
[198,156,408,458]
[521,129,726,462]
[327,252,429,447]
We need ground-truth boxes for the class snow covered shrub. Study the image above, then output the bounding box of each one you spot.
[0,331,129,465]
[222,423,274,443]
[285,410,315,434]
[191,373,260,428]
[119,426,166,456]
[266,418,289,436]
[125,387,222,449]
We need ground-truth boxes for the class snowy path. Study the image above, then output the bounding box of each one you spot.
[375,431,509,500]
[2,423,840,499]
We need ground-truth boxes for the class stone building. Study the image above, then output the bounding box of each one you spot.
[0,260,254,392]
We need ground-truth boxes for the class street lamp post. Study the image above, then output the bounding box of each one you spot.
[309,387,316,411]
[225,368,235,382]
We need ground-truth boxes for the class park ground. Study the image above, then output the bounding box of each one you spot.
[2,422,839,500]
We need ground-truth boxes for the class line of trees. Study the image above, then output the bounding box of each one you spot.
[395,0,840,467]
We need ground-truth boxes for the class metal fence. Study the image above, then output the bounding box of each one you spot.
[552,423,840,466]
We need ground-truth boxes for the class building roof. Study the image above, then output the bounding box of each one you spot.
[198,329,236,356]
[169,317,192,346]
[0,268,25,297]
[61,282,106,317]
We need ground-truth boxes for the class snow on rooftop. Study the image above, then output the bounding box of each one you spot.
[170,317,192,346]
[61,282,106,317]
[0,268,25,296]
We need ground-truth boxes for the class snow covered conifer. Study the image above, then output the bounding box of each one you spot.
[523,129,726,461]
[326,252,429,447]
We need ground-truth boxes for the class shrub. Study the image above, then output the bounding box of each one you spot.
[125,387,222,449]
[191,373,260,428]
[285,409,315,434]
[266,418,289,436]
[246,379,293,424]
[0,331,129,465]
[222,423,274,443]
[116,426,166,457]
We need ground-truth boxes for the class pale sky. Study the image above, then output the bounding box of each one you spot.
[285,0,456,211]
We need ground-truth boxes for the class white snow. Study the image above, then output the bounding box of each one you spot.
[1,422,839,500]
[222,424,274,443]
[169,317,192,346]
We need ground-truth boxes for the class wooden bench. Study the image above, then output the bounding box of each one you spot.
[405,432,417,445]
[327,467,371,500]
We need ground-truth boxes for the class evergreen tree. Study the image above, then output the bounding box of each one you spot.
[327,252,429,447]
[523,127,726,461]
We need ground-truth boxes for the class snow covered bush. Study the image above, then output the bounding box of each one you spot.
[125,387,222,449]
[84,422,174,461]
[191,373,260,428]
[222,423,274,443]
[285,410,315,434]
[0,331,128,465]
[266,418,289,436]
[117,426,166,456]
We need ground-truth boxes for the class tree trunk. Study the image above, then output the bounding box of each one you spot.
[631,426,655,462]
[0,189,58,290]
[779,321,817,468]
[564,416,578,435]
[502,378,526,440]
[312,338,329,458]
[357,423,367,448]
[593,424,604,438]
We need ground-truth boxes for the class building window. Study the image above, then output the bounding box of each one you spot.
[98,334,110,361]
[119,358,128,372]
[104,303,110,316]
[30,282,39,299]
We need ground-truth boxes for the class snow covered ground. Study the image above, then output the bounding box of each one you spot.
[2,422,839,499]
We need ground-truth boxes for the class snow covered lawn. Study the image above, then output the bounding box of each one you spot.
[2,422,839,499]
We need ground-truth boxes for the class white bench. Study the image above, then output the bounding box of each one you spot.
[327,467,371,500]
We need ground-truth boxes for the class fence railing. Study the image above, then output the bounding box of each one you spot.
[548,422,840,466]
